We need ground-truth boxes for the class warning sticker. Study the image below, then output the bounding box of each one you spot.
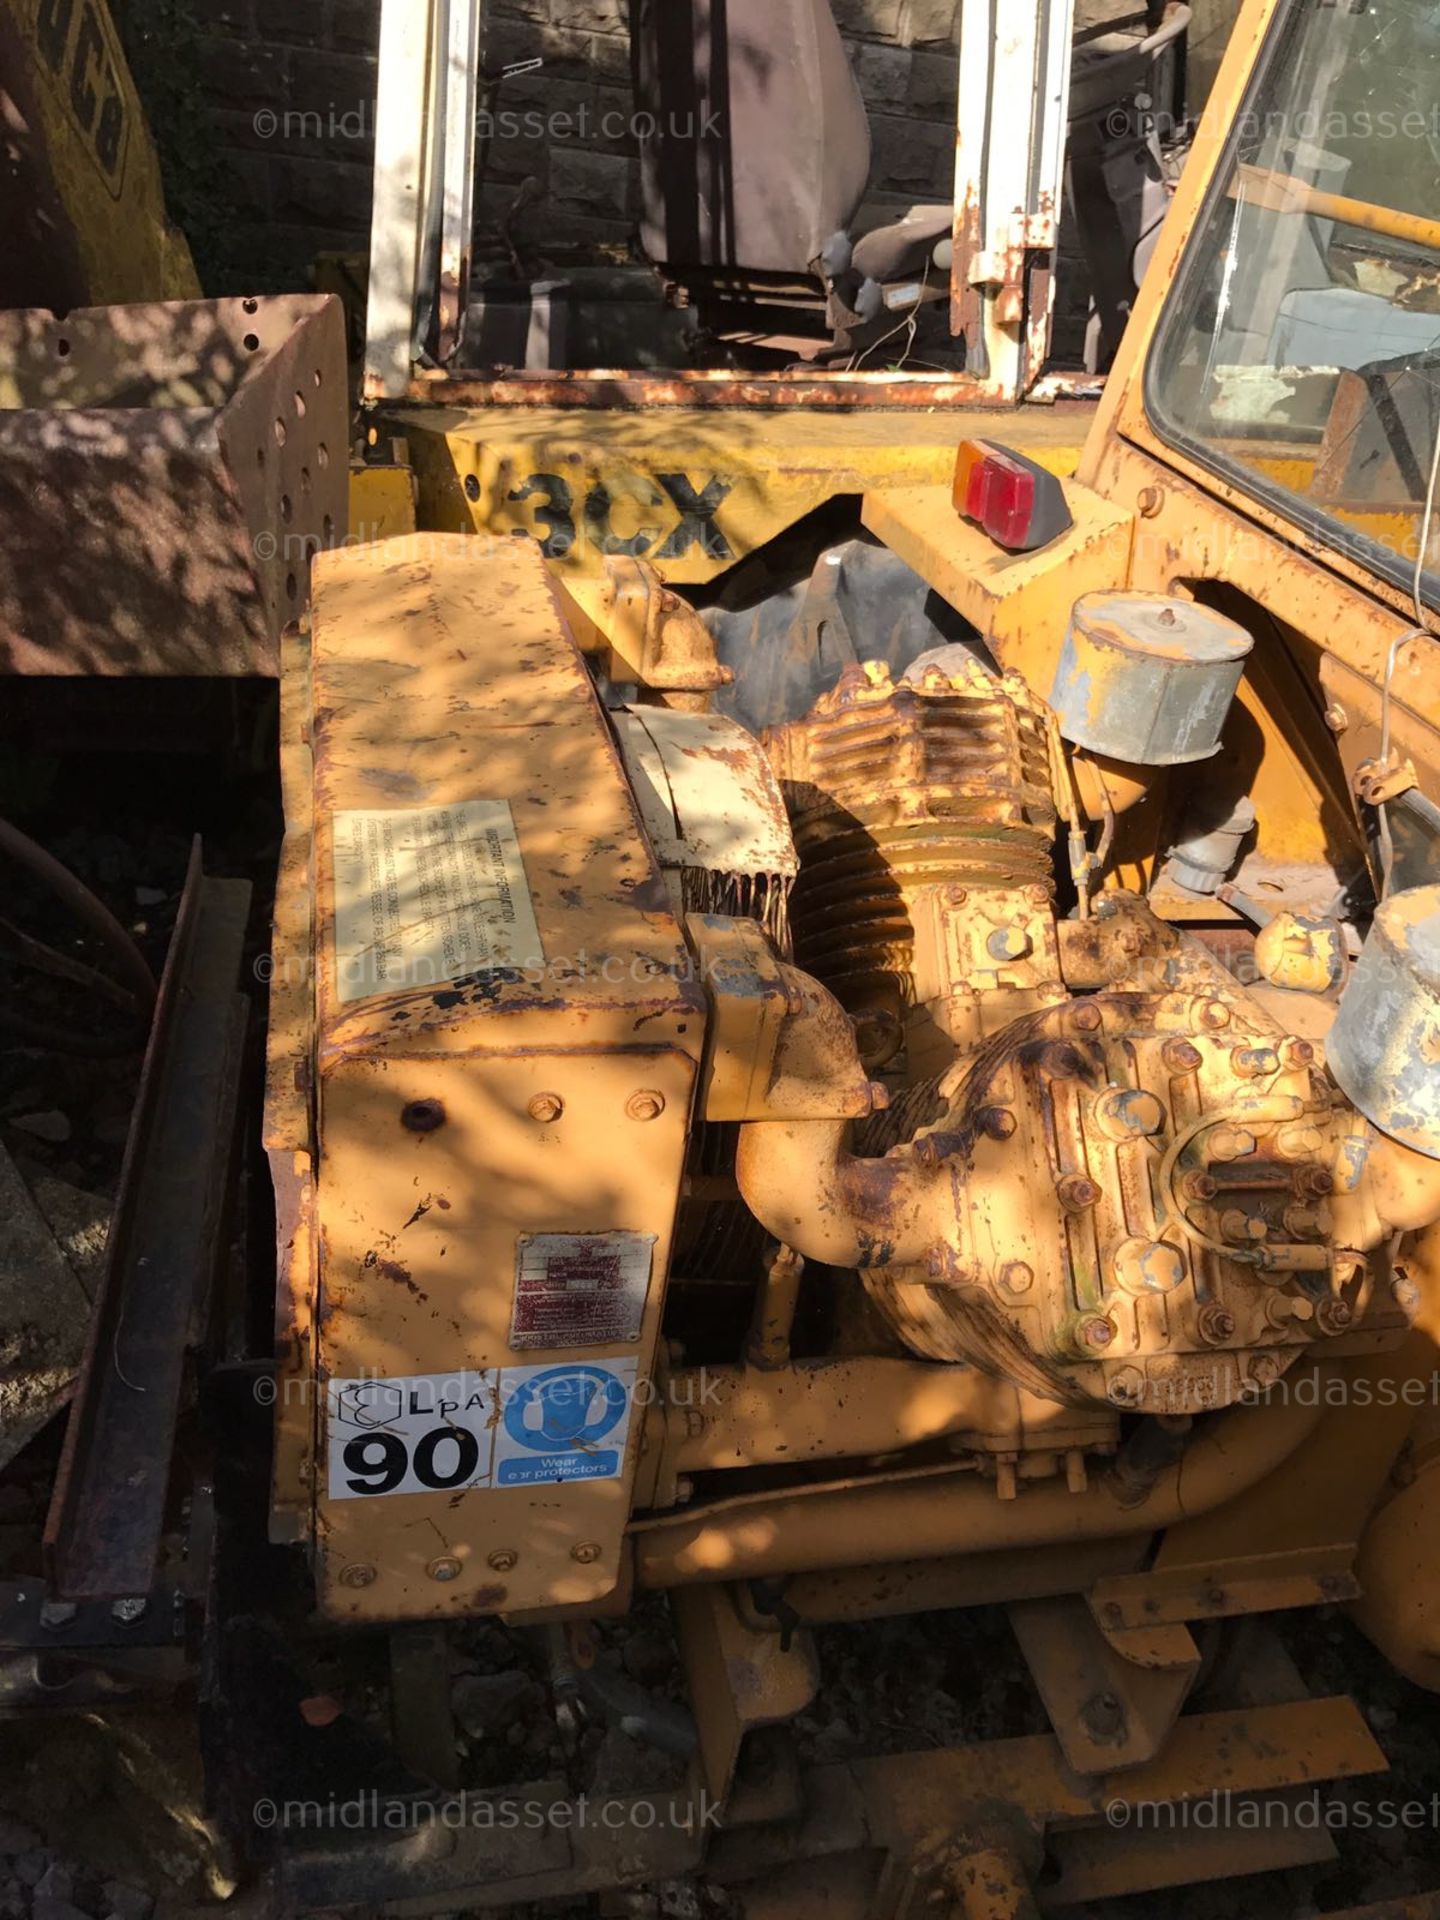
[511,1232,655,1349]
[493,1359,638,1488]
[325,1370,497,1501]
[324,1360,640,1499]
[331,802,543,1003]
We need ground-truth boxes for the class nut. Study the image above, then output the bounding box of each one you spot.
[1114,1238,1186,1296]
[571,1541,602,1565]
[339,1563,378,1589]
[999,1260,1035,1295]
[427,1556,462,1583]
[528,1092,564,1123]
[1162,1039,1203,1074]
[626,1090,666,1122]
[1196,999,1231,1031]
[1315,1299,1354,1336]
[1181,1170,1217,1202]
[400,1098,446,1133]
[1071,1003,1103,1033]
[1076,1314,1116,1352]
[487,1549,518,1572]
[1209,1126,1257,1162]
[1197,1304,1237,1344]
[1058,1174,1102,1210]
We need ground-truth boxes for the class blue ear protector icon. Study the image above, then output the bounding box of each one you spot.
[503,1366,629,1452]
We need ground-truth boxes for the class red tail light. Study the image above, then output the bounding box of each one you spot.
[952,440,1072,553]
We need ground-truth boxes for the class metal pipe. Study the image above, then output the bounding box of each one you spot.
[633,1376,1330,1588]
[0,814,156,1018]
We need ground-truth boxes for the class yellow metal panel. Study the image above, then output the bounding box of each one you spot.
[347,461,419,545]
[862,478,1135,697]
[390,404,1089,585]
[297,534,705,1623]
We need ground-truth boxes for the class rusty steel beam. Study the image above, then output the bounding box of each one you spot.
[45,842,251,1600]
[396,369,1010,411]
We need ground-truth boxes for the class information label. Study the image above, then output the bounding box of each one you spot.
[332,802,542,1002]
[510,1233,655,1349]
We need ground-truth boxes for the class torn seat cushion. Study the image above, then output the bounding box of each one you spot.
[632,0,873,277]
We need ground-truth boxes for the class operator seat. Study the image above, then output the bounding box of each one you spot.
[631,0,952,353]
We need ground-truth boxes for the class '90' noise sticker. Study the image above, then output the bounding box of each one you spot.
[325,1360,639,1500]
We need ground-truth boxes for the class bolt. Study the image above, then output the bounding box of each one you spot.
[1000,1260,1035,1294]
[110,1597,148,1624]
[1058,1173,1102,1210]
[1232,1046,1280,1078]
[979,1105,1018,1141]
[571,1541,602,1565]
[945,884,969,908]
[1163,1039,1204,1074]
[1210,1126,1257,1162]
[487,1549,518,1572]
[401,1098,446,1133]
[1248,1353,1282,1388]
[1182,1169,1218,1202]
[1095,1088,1166,1140]
[427,1556,462,1583]
[1026,884,1051,909]
[1072,1003,1103,1032]
[1197,1304,1237,1344]
[339,1563,377,1589]
[626,1090,665,1122]
[1300,1165,1335,1196]
[1275,1122,1325,1161]
[1081,1690,1127,1740]
[39,1601,77,1631]
[1221,1209,1268,1243]
[1137,485,1165,518]
[986,925,1032,962]
[1196,1000,1231,1031]
[1278,1037,1316,1071]
[1077,1314,1117,1351]
[528,1092,564,1123]
[1324,704,1349,734]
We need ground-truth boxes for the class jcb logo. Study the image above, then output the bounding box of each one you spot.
[33,0,129,194]
[506,470,734,564]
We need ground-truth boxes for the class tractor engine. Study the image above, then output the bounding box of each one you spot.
[741,650,1392,1415]
[271,534,1440,1623]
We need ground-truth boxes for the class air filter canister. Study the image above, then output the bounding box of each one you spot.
[1050,591,1253,766]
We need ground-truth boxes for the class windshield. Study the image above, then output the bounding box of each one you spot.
[1148,0,1440,604]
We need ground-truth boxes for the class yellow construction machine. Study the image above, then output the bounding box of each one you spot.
[19,1,1440,1915]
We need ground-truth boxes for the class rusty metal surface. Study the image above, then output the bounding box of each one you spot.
[271,1693,1384,1914]
[0,295,347,674]
[764,655,1059,1023]
[45,841,251,1599]
[392,369,1010,411]
[1049,590,1254,765]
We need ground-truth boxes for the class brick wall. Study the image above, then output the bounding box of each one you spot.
[131,0,961,293]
